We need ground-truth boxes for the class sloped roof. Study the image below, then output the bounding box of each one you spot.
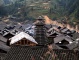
[54,35,73,43]
[0,53,7,60]
[5,46,79,60]
[10,32,38,45]
[61,28,69,33]
[37,16,44,20]
[5,46,48,60]
[47,27,54,32]
[0,35,7,43]
[0,22,7,31]
[45,24,52,29]
[52,44,63,49]
[66,40,79,50]
[47,27,61,37]
[0,41,10,52]
[73,33,79,39]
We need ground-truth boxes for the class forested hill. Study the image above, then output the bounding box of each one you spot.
[50,0,79,23]
[0,0,79,23]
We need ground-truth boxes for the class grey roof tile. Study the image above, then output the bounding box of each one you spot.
[5,45,79,60]
[0,41,10,52]
[0,35,7,43]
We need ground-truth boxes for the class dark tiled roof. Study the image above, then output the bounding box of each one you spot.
[54,34,73,43]
[0,42,10,52]
[66,40,78,50]
[36,16,44,20]
[0,22,7,31]
[22,24,32,30]
[73,33,79,39]
[0,53,6,60]
[52,44,63,49]
[0,35,7,43]
[61,28,69,33]
[45,24,52,29]
[14,25,23,32]
[53,49,79,60]
[5,46,48,60]
[35,21,45,26]
[5,46,79,60]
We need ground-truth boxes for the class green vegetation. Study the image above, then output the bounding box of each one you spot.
[0,0,79,23]
[0,5,7,16]
[50,0,79,23]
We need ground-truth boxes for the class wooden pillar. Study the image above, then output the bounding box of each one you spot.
[24,40,25,45]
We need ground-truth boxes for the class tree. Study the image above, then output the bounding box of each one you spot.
[0,6,7,16]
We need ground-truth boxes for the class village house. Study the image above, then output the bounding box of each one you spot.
[0,16,79,60]
[9,32,38,46]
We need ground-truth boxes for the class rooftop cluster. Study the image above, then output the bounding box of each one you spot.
[0,16,79,60]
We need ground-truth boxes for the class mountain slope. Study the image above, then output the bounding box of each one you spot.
[50,0,79,22]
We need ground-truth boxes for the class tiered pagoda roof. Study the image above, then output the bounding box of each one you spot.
[34,16,48,45]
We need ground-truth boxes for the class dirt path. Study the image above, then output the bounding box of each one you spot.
[43,16,53,24]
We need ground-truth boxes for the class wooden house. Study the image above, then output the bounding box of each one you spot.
[9,32,38,46]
